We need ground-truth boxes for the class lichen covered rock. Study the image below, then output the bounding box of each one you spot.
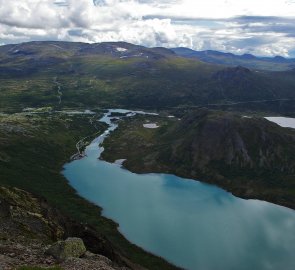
[46,237,86,261]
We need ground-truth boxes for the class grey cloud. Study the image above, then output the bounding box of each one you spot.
[54,1,69,7]
[137,0,181,4]
[241,23,295,34]
[93,0,106,6]
[225,17,295,43]
[232,16,288,22]
[1,1,295,57]
[227,36,277,48]
[68,29,84,37]
[144,14,295,28]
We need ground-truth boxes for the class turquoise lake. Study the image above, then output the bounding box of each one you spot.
[63,110,295,270]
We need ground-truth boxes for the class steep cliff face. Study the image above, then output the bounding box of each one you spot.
[168,110,295,177]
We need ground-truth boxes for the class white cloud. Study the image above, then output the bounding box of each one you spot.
[1,0,295,56]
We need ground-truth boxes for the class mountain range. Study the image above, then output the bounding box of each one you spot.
[0,41,295,115]
[172,47,295,71]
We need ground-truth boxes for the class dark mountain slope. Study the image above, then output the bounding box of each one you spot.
[102,110,295,209]
[208,66,279,101]
[162,110,295,178]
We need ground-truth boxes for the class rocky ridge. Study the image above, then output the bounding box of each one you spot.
[0,186,132,270]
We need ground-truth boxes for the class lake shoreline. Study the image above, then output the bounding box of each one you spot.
[63,109,295,270]
[111,161,295,210]
[101,112,295,211]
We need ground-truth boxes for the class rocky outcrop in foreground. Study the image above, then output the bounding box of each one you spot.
[0,186,130,270]
[46,237,87,261]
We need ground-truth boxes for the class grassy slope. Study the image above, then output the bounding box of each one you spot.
[0,55,218,111]
[0,112,179,270]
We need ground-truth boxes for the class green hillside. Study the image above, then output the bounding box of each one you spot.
[0,41,295,115]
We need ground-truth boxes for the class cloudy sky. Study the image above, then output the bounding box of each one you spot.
[1,0,295,57]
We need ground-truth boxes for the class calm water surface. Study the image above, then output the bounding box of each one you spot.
[265,116,295,129]
[63,110,295,270]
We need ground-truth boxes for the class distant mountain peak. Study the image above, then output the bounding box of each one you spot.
[172,47,295,71]
[241,53,256,59]
[212,65,251,81]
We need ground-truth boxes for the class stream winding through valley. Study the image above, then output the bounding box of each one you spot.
[62,109,295,270]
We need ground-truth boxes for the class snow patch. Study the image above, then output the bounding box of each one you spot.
[143,123,159,129]
[116,47,128,52]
